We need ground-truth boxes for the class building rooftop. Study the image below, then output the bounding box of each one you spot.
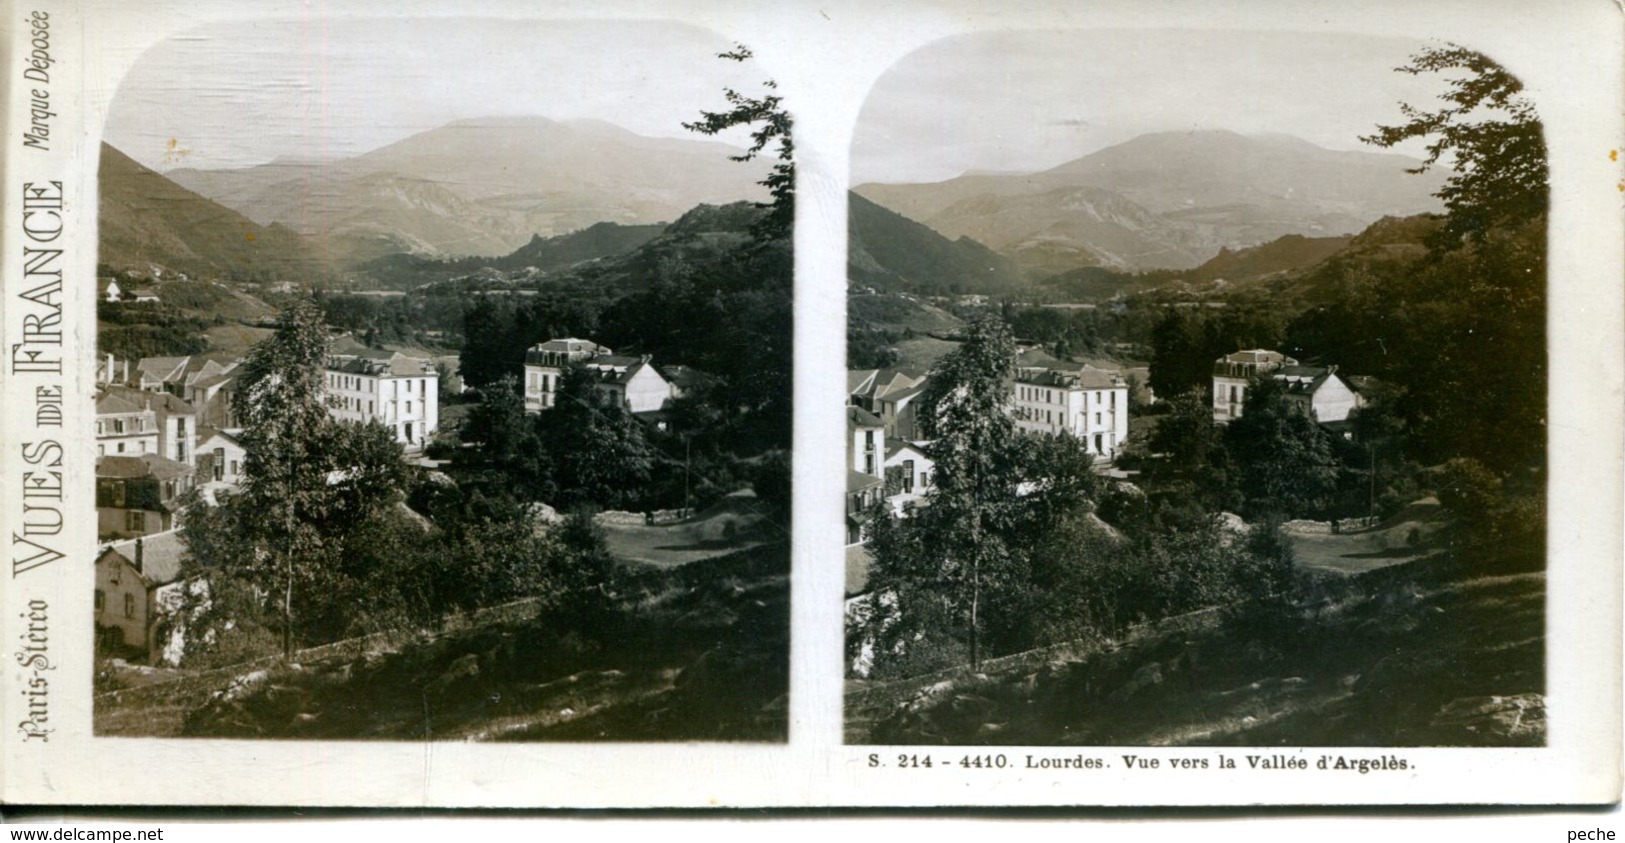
[1015,366,1123,390]
[97,453,194,481]
[102,530,188,586]
[196,427,245,447]
[95,391,155,417]
[848,405,885,430]
[847,469,884,494]
[327,351,437,378]
[103,386,197,416]
[135,356,190,382]
[884,437,928,460]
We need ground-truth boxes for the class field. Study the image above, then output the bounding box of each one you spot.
[1284,498,1449,575]
[598,498,774,568]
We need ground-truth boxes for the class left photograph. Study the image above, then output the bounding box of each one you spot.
[89,18,793,741]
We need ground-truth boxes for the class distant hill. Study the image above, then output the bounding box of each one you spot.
[500,221,668,271]
[925,185,1212,274]
[356,221,667,289]
[1037,218,1426,303]
[165,117,770,264]
[848,191,1025,295]
[848,292,965,336]
[1183,234,1355,285]
[1037,266,1183,302]
[98,143,326,281]
[854,130,1443,275]
[1267,214,1442,305]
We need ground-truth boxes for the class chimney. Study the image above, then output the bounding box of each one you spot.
[135,537,144,574]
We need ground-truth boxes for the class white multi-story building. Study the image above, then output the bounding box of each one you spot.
[1010,355,1129,460]
[523,338,609,412]
[522,337,674,415]
[324,350,440,450]
[94,390,160,457]
[1212,348,1295,423]
[1212,348,1364,425]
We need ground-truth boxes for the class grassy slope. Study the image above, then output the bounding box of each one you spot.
[97,542,789,742]
[847,558,1543,747]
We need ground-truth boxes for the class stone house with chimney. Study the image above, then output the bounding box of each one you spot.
[94,532,187,662]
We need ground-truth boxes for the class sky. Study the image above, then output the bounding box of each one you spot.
[103,18,766,172]
[851,29,1451,185]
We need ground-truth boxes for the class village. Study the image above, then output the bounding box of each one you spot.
[91,314,751,667]
[84,25,801,741]
[842,335,1372,599]
[838,35,1547,747]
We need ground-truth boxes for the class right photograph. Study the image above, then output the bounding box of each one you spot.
[842,30,1546,747]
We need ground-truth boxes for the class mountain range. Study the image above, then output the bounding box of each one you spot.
[854,130,1444,274]
[98,143,324,280]
[162,117,771,264]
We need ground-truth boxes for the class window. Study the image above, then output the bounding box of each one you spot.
[124,593,136,619]
[117,443,125,453]
[902,460,915,493]
[1095,412,1102,425]
[95,589,105,612]
[126,510,143,532]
